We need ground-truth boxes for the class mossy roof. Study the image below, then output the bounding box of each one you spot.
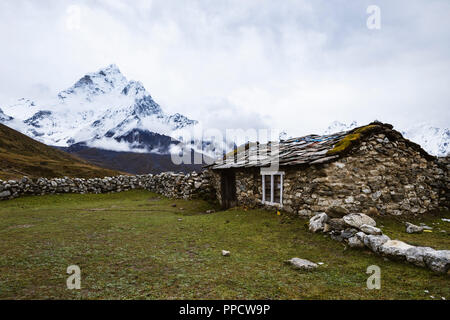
[208,121,434,170]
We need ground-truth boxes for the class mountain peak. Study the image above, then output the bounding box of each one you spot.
[1,64,199,152]
[58,64,128,101]
[122,80,146,97]
[97,64,122,76]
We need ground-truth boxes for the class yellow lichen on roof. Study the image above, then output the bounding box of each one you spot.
[327,124,380,155]
[327,133,360,155]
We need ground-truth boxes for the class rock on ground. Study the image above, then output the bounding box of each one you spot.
[309,213,328,233]
[222,250,230,256]
[325,218,347,232]
[359,224,382,235]
[363,234,390,253]
[0,190,11,199]
[406,246,436,267]
[343,213,376,229]
[405,222,424,234]
[325,206,349,218]
[348,235,365,248]
[423,250,450,274]
[379,240,415,260]
[405,222,432,234]
[286,258,318,271]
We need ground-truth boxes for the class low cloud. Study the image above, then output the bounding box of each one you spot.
[0,0,449,136]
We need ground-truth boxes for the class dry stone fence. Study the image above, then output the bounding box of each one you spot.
[0,171,215,202]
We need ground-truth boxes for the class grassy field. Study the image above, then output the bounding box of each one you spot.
[0,190,448,300]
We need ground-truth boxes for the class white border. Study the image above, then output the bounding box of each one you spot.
[260,170,284,207]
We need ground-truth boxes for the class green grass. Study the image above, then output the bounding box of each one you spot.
[374,211,450,250]
[0,190,448,300]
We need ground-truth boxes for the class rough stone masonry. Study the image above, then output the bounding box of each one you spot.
[0,171,215,201]
[208,123,449,216]
[1,123,449,218]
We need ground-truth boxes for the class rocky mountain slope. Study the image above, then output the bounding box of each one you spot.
[0,123,121,180]
[0,64,197,153]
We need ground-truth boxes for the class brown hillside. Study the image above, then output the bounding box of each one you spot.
[0,123,122,180]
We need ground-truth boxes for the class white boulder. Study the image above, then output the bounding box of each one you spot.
[348,236,365,248]
[360,224,382,235]
[406,246,436,267]
[343,213,376,229]
[286,258,318,271]
[405,222,424,234]
[309,213,328,233]
[379,240,415,259]
[363,234,390,253]
[423,250,450,274]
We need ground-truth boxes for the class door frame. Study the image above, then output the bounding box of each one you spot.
[220,170,237,209]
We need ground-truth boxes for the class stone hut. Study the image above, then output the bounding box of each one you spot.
[206,122,449,216]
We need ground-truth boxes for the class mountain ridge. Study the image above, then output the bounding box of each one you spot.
[0,123,122,180]
[0,64,197,153]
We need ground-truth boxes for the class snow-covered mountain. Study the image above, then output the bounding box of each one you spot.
[0,108,13,122]
[1,66,447,159]
[323,121,359,135]
[401,124,449,157]
[0,64,197,153]
[322,121,449,157]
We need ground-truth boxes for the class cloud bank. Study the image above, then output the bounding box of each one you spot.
[0,0,449,137]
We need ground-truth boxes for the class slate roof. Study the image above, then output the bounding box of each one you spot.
[208,122,432,170]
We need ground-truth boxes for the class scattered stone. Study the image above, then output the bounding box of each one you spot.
[423,250,450,274]
[348,236,365,248]
[406,246,435,267]
[0,190,11,199]
[222,250,230,256]
[355,231,367,243]
[325,206,348,218]
[343,213,377,229]
[330,231,344,242]
[442,218,450,223]
[323,223,331,233]
[309,213,328,233]
[363,234,390,253]
[326,218,347,232]
[206,209,215,214]
[286,258,318,271]
[341,228,358,239]
[379,240,415,260]
[405,222,431,234]
[359,224,382,235]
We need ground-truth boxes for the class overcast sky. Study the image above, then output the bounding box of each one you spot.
[0,0,449,136]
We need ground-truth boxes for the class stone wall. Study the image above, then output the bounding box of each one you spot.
[1,132,448,215]
[210,133,449,215]
[0,171,215,202]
